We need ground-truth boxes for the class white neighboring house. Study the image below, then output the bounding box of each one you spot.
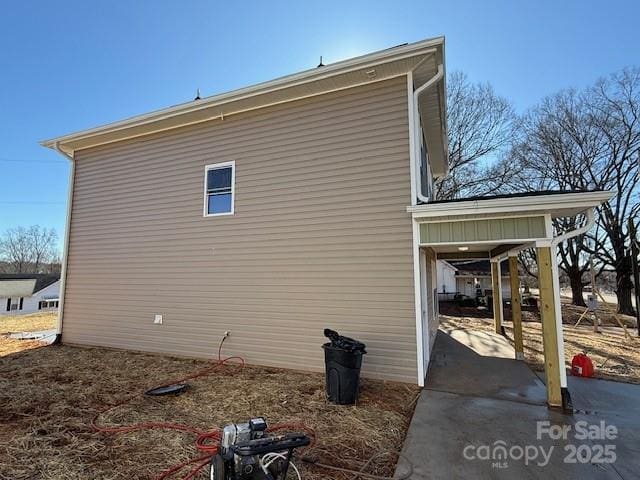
[0,274,61,315]
[436,260,457,294]
[451,261,512,299]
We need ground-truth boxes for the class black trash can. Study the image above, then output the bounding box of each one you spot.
[322,329,367,405]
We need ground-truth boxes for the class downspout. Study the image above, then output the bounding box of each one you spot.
[407,62,444,387]
[549,208,596,411]
[412,64,444,204]
[52,142,75,344]
[552,208,596,248]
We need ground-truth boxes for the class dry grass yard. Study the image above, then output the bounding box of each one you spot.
[0,339,419,480]
[0,311,57,335]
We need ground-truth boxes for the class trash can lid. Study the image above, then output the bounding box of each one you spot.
[323,328,367,354]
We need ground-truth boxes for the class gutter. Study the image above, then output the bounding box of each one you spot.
[551,208,596,248]
[407,191,614,218]
[52,141,75,344]
[411,64,444,204]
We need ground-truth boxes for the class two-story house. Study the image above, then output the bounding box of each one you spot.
[43,37,611,410]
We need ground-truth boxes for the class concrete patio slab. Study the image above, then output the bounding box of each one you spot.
[396,329,639,479]
[545,373,640,480]
[426,330,547,406]
[396,389,621,479]
[441,325,516,358]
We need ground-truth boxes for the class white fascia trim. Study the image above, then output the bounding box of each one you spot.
[412,220,426,386]
[41,39,443,149]
[407,191,614,219]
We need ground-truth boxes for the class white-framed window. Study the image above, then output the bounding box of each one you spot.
[203,161,235,217]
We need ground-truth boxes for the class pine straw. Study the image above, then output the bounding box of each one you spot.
[440,314,640,385]
[0,340,419,480]
[0,312,57,335]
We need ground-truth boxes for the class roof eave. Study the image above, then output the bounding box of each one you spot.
[41,36,445,152]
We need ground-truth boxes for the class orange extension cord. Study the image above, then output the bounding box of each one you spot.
[91,339,315,480]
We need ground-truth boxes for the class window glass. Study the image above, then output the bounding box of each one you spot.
[208,193,232,215]
[207,167,232,191]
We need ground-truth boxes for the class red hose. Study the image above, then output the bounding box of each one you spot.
[91,341,315,480]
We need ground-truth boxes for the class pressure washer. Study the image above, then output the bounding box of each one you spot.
[209,417,310,480]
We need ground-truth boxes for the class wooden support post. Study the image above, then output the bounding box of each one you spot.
[509,255,524,360]
[536,246,563,408]
[491,260,503,335]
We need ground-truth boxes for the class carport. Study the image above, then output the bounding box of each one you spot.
[408,190,612,410]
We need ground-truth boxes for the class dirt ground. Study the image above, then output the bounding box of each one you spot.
[440,302,640,385]
[0,340,418,480]
[0,312,57,335]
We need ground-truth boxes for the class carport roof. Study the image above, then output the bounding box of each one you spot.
[423,189,606,204]
[410,190,614,260]
[408,190,612,220]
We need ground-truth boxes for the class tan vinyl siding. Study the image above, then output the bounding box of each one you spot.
[63,76,417,383]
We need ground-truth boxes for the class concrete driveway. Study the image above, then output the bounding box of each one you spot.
[395,328,640,479]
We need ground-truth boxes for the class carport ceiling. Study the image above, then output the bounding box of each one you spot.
[431,242,526,260]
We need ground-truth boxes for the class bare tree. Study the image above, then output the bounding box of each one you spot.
[510,68,640,314]
[0,226,59,274]
[0,227,33,273]
[43,253,62,274]
[509,92,599,306]
[587,69,640,314]
[435,71,516,199]
[28,226,58,273]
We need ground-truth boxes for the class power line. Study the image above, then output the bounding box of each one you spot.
[0,156,68,165]
[0,201,65,205]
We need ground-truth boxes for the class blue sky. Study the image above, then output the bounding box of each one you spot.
[1,0,639,250]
